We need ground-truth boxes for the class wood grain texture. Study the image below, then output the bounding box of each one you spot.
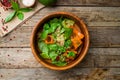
[0,68,119,80]
[0,26,119,47]
[56,0,120,6]
[0,0,120,79]
[0,48,119,69]
[0,7,120,47]
[23,7,120,27]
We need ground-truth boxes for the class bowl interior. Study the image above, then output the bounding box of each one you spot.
[31,12,89,70]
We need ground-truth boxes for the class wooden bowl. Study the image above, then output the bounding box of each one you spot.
[30,12,89,70]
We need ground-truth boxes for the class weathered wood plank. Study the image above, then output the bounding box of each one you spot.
[0,68,119,80]
[0,7,120,47]
[0,48,119,69]
[0,48,94,68]
[23,7,120,27]
[56,0,120,7]
[89,27,120,47]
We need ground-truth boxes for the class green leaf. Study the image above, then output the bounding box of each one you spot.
[11,0,19,10]
[43,23,50,31]
[50,18,59,23]
[5,11,16,23]
[49,51,58,61]
[62,19,75,28]
[48,23,60,33]
[17,12,24,20]
[40,53,49,59]
[64,39,72,48]
[40,30,48,40]
[58,46,66,53]
[64,28,73,40]
[67,51,76,58]
[38,42,49,59]
[48,44,58,51]
[52,61,67,66]
[38,42,49,54]
[19,8,32,12]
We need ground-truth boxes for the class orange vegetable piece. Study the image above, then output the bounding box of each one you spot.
[45,35,54,44]
[71,25,84,50]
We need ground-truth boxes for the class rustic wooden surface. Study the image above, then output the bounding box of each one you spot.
[0,0,120,80]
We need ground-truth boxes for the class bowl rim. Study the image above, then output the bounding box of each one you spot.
[30,12,90,70]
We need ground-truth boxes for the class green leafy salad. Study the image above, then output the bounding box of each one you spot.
[37,17,84,66]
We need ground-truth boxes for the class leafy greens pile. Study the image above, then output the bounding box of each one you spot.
[38,17,80,66]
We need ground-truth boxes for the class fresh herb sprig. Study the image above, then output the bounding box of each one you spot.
[5,0,32,23]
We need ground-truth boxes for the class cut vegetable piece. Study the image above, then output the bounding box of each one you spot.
[71,26,84,50]
[38,42,49,54]
[40,30,48,40]
[45,35,54,44]
[40,53,49,59]
[43,23,50,30]
[48,23,60,33]
[52,61,67,66]
[62,19,75,28]
[48,44,58,51]
[64,39,72,48]
[58,46,66,53]
[49,51,58,61]
[64,28,73,40]
[67,51,76,58]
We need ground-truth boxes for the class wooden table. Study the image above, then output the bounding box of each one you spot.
[0,0,120,80]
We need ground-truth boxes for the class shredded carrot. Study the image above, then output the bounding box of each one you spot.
[45,35,54,44]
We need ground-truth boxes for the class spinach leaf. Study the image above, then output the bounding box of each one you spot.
[67,51,76,58]
[38,42,49,54]
[48,44,58,51]
[64,39,72,48]
[50,18,59,23]
[40,30,48,40]
[43,23,50,30]
[64,28,73,40]
[38,42,49,59]
[58,46,66,53]
[49,23,60,33]
[49,51,58,61]
[40,53,49,59]
[52,61,67,66]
